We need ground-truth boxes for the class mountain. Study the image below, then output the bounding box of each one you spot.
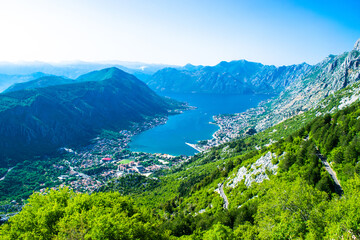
[147,60,311,94]
[0,72,48,92]
[3,76,75,93]
[2,40,360,239]
[3,76,360,239]
[0,61,176,84]
[254,38,360,131]
[0,67,180,164]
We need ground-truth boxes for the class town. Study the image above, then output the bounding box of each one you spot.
[38,117,187,193]
[193,106,267,151]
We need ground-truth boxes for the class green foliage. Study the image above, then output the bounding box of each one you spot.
[256,178,328,239]
[99,129,125,141]
[203,223,235,239]
[324,175,360,239]
[0,156,65,203]
[99,174,160,195]
[3,77,360,238]
[0,188,169,239]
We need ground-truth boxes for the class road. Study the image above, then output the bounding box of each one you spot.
[316,151,343,196]
[65,160,90,179]
[0,167,15,181]
[218,182,229,209]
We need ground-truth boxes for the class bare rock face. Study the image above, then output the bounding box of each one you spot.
[148,60,311,94]
[227,151,278,188]
[354,38,360,51]
[255,38,360,132]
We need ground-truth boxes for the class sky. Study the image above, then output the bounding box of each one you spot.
[0,0,359,66]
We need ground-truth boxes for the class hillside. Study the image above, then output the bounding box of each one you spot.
[147,60,311,94]
[1,40,360,239]
[199,39,360,149]
[0,67,181,165]
[255,38,360,131]
[0,72,48,93]
[3,76,75,93]
[2,81,360,239]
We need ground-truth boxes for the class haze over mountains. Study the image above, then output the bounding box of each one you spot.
[1,37,360,239]
[0,39,359,165]
[1,59,313,95]
[0,61,175,92]
[147,60,312,94]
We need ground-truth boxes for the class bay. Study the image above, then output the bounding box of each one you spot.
[129,93,271,156]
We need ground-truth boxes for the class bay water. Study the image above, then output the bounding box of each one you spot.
[129,93,271,156]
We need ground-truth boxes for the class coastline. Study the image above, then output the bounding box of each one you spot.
[190,106,267,152]
[185,142,203,152]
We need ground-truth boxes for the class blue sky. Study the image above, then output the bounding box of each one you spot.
[0,0,359,66]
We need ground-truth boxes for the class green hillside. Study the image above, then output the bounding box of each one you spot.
[1,40,360,239]
[0,68,181,165]
[3,76,75,93]
[2,84,360,239]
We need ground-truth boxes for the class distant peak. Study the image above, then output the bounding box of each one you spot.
[354,38,360,51]
[104,67,123,73]
[98,67,129,78]
[75,67,134,83]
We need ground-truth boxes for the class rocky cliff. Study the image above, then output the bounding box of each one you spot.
[255,38,360,131]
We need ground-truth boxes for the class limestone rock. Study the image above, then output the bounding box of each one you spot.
[354,38,360,51]
[227,151,278,188]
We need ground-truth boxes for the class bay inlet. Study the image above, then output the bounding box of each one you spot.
[129,93,271,156]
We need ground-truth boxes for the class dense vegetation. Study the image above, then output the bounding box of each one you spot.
[0,155,66,202]
[0,188,169,239]
[2,98,360,239]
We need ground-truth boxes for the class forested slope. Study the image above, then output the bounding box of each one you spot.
[2,91,360,239]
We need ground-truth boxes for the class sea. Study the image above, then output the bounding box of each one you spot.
[129,92,272,156]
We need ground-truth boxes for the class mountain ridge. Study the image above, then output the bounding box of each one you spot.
[0,67,181,164]
[3,76,75,93]
[147,60,312,94]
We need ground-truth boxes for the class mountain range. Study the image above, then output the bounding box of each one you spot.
[1,39,360,239]
[146,60,312,94]
[253,38,360,131]
[0,67,181,165]
[0,61,175,92]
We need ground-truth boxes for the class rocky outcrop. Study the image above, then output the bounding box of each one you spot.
[354,39,360,51]
[255,38,360,132]
[227,152,278,188]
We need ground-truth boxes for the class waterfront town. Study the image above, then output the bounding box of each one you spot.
[38,117,187,193]
[1,99,264,219]
[42,96,269,194]
[192,106,267,151]
[44,103,266,193]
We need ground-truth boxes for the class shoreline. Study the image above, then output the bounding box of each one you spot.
[185,142,203,152]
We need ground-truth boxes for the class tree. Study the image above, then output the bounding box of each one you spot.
[325,175,360,239]
[0,188,168,240]
[203,223,234,240]
[255,178,328,239]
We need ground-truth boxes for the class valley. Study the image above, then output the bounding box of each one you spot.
[0,39,360,239]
